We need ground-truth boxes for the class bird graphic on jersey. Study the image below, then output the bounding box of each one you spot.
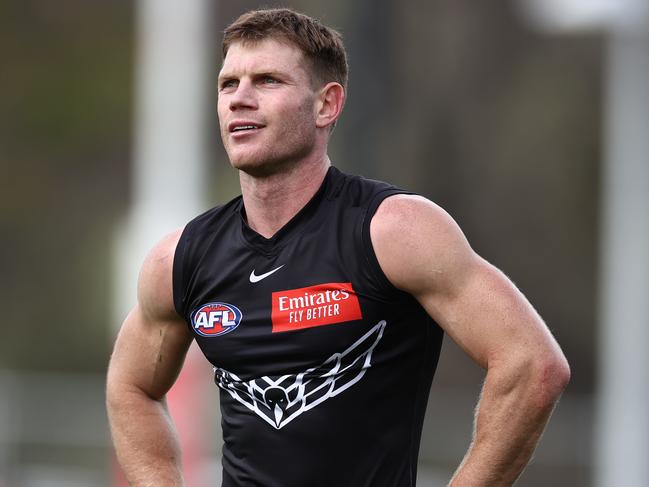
[214,320,387,429]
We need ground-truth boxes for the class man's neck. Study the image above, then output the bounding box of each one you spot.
[239,156,331,238]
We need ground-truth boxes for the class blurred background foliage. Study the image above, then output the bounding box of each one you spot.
[1,0,603,485]
[1,0,132,371]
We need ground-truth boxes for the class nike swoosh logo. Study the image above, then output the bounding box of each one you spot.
[249,265,284,283]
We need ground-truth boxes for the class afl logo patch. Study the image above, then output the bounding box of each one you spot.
[191,302,242,337]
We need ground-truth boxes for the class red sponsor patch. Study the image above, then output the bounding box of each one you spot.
[271,282,362,333]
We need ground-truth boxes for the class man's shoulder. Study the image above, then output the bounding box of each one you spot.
[138,228,185,321]
[372,194,449,225]
[143,229,184,275]
[370,194,464,252]
[369,194,475,293]
[331,166,411,208]
[137,197,245,321]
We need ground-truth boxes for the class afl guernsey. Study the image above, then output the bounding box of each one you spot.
[173,166,444,487]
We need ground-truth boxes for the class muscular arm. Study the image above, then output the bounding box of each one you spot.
[371,195,570,486]
[106,230,193,487]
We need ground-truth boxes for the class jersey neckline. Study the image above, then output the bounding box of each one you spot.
[237,166,342,255]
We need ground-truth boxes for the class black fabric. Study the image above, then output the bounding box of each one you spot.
[173,166,444,487]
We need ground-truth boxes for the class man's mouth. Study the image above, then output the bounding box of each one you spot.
[229,122,265,134]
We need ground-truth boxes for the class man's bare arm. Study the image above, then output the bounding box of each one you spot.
[106,229,193,487]
[371,195,570,486]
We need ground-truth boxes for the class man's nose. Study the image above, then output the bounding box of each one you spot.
[229,80,257,111]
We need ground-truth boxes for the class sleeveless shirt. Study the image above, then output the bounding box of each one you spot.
[173,166,444,487]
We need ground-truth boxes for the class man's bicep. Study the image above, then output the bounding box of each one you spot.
[371,195,556,369]
[108,306,192,400]
[421,257,555,369]
[108,228,192,400]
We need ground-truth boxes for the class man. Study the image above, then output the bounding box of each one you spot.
[107,8,570,487]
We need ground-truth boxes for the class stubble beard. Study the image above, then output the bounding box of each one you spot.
[223,101,318,179]
[229,130,315,179]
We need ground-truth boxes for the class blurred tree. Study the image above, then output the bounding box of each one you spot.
[0,0,133,371]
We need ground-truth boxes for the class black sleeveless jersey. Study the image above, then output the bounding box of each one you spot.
[173,166,444,487]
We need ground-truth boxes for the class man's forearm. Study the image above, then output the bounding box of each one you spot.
[449,355,569,486]
[107,386,185,487]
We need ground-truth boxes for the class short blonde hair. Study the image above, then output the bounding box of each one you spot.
[222,8,348,91]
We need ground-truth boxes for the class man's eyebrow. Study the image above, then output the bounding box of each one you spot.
[219,69,293,80]
[254,70,292,79]
[217,71,235,82]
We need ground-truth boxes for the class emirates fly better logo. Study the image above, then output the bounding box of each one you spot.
[271,282,362,332]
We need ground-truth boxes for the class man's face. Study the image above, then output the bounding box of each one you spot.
[217,38,320,176]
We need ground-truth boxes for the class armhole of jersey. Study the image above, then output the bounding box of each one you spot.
[360,189,415,296]
[172,224,191,319]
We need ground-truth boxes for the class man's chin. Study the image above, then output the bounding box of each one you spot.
[231,156,296,178]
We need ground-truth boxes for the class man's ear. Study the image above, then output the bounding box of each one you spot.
[315,82,345,129]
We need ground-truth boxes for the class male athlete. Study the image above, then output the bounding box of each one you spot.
[107,8,570,487]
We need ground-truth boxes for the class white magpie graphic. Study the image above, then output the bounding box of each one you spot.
[214,320,387,429]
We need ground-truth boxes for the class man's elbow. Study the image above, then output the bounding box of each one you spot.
[106,376,132,419]
[106,368,158,419]
[534,349,570,408]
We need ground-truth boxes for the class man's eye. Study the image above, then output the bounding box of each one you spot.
[220,80,237,90]
[262,77,279,84]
